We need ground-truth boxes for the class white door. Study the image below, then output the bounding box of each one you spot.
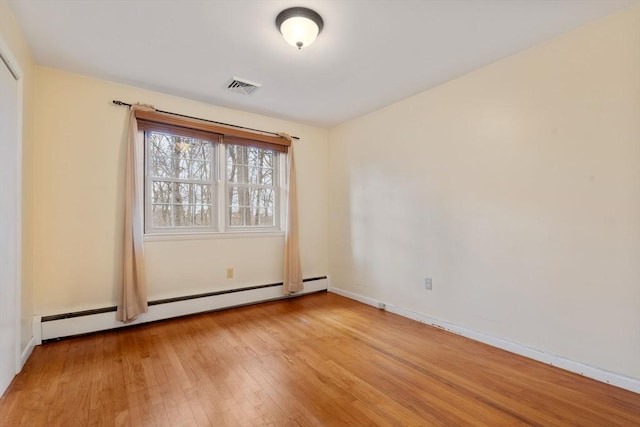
[0,48,20,397]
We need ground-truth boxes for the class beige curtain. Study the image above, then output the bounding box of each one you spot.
[117,105,153,322]
[282,140,303,294]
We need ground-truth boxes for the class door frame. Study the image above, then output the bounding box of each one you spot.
[0,34,24,383]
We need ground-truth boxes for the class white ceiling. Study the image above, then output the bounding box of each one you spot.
[7,0,638,128]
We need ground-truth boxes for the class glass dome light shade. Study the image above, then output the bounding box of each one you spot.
[276,7,324,50]
[280,16,319,49]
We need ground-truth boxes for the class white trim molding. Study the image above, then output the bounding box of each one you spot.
[19,316,41,369]
[20,336,36,369]
[328,286,640,394]
[0,35,25,382]
[32,315,42,346]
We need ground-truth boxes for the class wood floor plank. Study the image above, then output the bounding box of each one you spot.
[1,292,638,426]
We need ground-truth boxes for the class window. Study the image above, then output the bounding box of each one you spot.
[141,121,285,235]
[145,129,218,232]
[226,144,278,228]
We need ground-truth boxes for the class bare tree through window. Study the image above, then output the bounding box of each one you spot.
[147,131,214,229]
[144,127,281,234]
[226,145,276,227]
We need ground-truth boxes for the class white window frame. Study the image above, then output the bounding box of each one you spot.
[142,128,286,237]
[144,129,219,234]
[223,144,283,232]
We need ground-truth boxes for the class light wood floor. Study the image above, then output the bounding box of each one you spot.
[1,292,638,426]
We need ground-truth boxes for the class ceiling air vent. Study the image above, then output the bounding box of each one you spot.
[227,77,261,95]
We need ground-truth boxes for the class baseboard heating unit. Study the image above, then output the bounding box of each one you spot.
[39,276,328,342]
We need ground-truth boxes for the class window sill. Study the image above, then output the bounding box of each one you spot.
[144,230,285,242]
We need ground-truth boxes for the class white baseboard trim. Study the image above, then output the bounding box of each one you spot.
[39,279,328,342]
[20,335,36,369]
[17,315,41,371]
[328,286,640,394]
[32,315,42,346]
[329,286,381,308]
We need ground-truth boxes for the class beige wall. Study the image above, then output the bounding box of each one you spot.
[1,0,36,354]
[32,67,328,313]
[328,6,640,379]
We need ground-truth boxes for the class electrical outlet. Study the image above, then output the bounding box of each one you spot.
[226,268,234,279]
[424,277,432,290]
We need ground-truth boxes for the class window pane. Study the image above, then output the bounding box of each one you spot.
[153,202,214,228]
[193,184,212,205]
[148,132,213,180]
[172,204,192,227]
[149,133,174,158]
[258,208,274,226]
[227,145,275,185]
[150,156,174,178]
[194,205,212,227]
[152,181,172,204]
[259,168,274,185]
[152,204,172,228]
[255,188,274,226]
[228,185,239,208]
[227,185,275,227]
[249,188,274,210]
[227,164,247,184]
[246,165,273,185]
[174,182,191,204]
[186,140,212,161]
[190,160,210,180]
[229,206,245,227]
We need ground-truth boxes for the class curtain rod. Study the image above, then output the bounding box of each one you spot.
[112,100,300,140]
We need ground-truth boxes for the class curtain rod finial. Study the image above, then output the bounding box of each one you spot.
[277,132,293,142]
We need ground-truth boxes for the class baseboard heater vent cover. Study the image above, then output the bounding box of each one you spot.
[40,276,328,342]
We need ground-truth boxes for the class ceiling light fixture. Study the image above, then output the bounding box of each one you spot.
[276,7,324,50]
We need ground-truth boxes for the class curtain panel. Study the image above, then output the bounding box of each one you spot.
[117,105,153,322]
[281,138,303,294]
